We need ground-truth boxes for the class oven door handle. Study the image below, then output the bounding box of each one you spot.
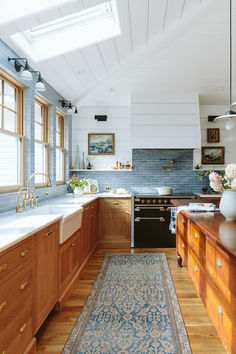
[135,207,167,211]
[135,217,166,222]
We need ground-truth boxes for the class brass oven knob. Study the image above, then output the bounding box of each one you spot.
[164,199,168,204]
[147,199,150,204]
[158,199,162,204]
[153,199,157,204]
[141,199,145,204]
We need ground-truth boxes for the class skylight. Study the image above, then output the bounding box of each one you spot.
[0,0,70,26]
[10,0,120,63]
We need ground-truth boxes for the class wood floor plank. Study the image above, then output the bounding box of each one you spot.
[36,248,226,353]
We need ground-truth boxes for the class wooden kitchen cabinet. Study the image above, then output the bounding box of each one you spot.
[176,211,236,353]
[58,229,81,299]
[81,200,98,263]
[81,204,91,263]
[0,236,35,354]
[90,200,98,251]
[98,198,131,248]
[34,221,59,332]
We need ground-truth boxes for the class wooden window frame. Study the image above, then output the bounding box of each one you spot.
[0,69,25,193]
[56,111,65,185]
[34,95,50,188]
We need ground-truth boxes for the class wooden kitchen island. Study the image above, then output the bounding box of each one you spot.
[173,199,236,353]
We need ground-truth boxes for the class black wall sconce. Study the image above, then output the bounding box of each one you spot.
[8,57,32,80]
[59,99,79,117]
[95,115,107,121]
[8,56,45,92]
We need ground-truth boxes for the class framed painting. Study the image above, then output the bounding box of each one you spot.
[201,146,225,165]
[207,128,220,143]
[88,133,115,155]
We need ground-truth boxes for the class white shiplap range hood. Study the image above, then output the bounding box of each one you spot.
[131,94,201,149]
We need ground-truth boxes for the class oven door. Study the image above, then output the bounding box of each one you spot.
[133,206,175,248]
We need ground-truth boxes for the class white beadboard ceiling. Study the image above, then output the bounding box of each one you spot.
[0,0,234,105]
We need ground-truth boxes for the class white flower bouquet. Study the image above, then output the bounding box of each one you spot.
[209,164,236,193]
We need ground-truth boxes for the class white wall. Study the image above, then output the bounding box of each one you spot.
[193,105,236,169]
[72,105,131,169]
[131,94,201,149]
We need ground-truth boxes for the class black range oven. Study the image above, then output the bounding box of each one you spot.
[131,194,196,248]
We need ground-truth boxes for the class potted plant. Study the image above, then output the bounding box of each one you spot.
[209,164,236,220]
[69,175,88,196]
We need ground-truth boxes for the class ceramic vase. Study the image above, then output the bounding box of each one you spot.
[219,190,236,220]
[74,186,84,197]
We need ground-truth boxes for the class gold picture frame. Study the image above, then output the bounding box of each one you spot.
[88,133,115,155]
[201,146,225,165]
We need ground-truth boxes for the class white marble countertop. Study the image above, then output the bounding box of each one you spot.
[197,193,222,198]
[0,192,131,253]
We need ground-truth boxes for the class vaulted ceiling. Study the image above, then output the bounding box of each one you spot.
[0,0,234,105]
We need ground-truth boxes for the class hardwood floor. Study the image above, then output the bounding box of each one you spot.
[36,248,225,353]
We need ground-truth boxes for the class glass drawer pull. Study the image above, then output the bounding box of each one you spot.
[0,263,7,272]
[194,233,199,239]
[20,323,27,333]
[194,265,198,272]
[182,219,185,224]
[21,249,29,257]
[216,259,222,267]
[217,304,223,315]
[181,243,185,249]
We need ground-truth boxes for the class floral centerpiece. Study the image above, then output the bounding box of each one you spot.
[69,175,88,196]
[209,164,236,192]
[209,164,236,220]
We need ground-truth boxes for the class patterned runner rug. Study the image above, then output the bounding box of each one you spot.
[63,253,191,353]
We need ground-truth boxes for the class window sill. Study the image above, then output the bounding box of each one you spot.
[0,185,24,194]
[56,181,66,186]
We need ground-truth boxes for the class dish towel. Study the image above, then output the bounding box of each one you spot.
[169,204,219,234]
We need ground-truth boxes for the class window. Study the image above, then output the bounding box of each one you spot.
[34,96,49,186]
[11,1,120,62]
[56,111,65,184]
[0,70,24,192]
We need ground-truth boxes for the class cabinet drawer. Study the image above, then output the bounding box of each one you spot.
[0,262,33,332]
[177,214,188,240]
[205,237,216,283]
[190,223,206,256]
[100,198,130,210]
[177,234,188,266]
[206,278,236,353]
[0,237,33,282]
[0,300,33,354]
[214,244,236,301]
[188,249,206,300]
[34,221,59,239]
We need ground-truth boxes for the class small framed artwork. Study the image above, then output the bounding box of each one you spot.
[207,128,220,143]
[201,146,225,165]
[88,133,115,155]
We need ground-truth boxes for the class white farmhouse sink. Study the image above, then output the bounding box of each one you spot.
[30,204,83,243]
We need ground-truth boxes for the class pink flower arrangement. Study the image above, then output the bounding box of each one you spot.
[209,164,236,192]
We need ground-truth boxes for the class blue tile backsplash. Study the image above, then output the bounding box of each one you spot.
[70,149,210,194]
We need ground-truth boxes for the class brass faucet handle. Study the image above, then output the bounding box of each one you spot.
[23,192,27,211]
[30,196,34,209]
[35,196,39,207]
